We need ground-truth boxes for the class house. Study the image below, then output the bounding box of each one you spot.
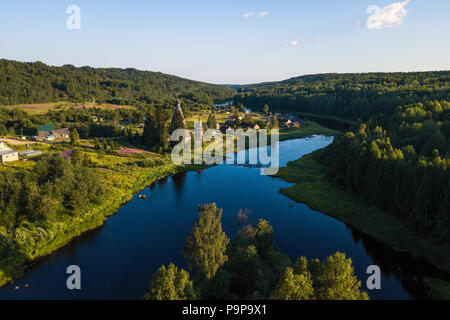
[0,141,19,163]
[52,128,70,140]
[281,119,292,127]
[36,125,70,141]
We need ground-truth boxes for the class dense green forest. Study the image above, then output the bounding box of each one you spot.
[0,105,144,137]
[0,59,235,106]
[235,72,450,245]
[0,152,104,231]
[320,100,450,240]
[234,72,450,121]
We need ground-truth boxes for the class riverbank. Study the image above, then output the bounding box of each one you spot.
[275,150,450,299]
[0,160,204,287]
[278,121,339,141]
[0,122,334,288]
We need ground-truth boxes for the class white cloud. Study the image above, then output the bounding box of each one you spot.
[282,40,299,47]
[243,11,268,19]
[313,37,320,48]
[257,11,269,19]
[366,0,411,30]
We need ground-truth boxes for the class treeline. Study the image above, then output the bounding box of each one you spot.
[0,106,137,137]
[144,203,368,300]
[234,72,450,121]
[0,59,235,106]
[320,100,450,240]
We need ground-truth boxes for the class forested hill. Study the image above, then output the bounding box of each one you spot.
[0,59,236,106]
[234,72,450,121]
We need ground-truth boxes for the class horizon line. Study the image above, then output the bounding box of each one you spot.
[2,57,449,87]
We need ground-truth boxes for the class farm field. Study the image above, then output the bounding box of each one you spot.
[2,102,138,115]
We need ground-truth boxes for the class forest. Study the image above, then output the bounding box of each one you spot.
[235,72,450,246]
[234,72,450,121]
[0,59,235,106]
[320,100,450,241]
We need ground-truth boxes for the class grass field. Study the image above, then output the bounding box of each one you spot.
[2,102,137,115]
[278,121,338,141]
[275,151,450,298]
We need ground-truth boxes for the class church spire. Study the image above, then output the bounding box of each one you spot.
[170,99,186,132]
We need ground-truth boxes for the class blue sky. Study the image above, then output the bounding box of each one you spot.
[0,0,449,84]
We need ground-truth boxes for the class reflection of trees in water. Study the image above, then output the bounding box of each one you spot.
[22,224,105,277]
[235,209,252,226]
[346,224,450,299]
[157,176,169,185]
[171,172,187,199]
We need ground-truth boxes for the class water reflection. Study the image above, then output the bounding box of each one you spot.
[1,135,448,300]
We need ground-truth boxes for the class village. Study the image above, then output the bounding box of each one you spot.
[0,101,307,165]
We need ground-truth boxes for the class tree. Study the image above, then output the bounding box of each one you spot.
[269,267,314,300]
[143,105,169,150]
[271,254,368,300]
[172,112,186,131]
[98,150,105,165]
[71,148,83,167]
[207,113,217,129]
[0,123,8,136]
[93,137,101,150]
[184,203,230,280]
[254,219,273,256]
[271,116,279,129]
[309,252,369,300]
[263,104,269,114]
[70,128,80,146]
[144,263,196,300]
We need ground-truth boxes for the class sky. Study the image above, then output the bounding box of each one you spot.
[0,0,449,84]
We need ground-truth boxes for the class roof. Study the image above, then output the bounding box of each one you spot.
[0,142,17,156]
[38,124,54,132]
[0,141,13,152]
[19,149,42,157]
[37,131,50,139]
[0,150,17,156]
[51,128,70,135]
[61,149,72,160]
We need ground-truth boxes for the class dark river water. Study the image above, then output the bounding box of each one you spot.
[0,135,446,300]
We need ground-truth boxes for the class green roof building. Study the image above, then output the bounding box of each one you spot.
[38,124,55,132]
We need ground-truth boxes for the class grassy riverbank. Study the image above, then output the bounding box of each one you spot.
[275,150,450,299]
[278,121,339,141]
[0,151,203,288]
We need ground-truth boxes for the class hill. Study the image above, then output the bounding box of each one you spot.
[0,59,235,106]
[234,71,450,121]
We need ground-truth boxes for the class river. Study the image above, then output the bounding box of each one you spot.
[0,135,444,299]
